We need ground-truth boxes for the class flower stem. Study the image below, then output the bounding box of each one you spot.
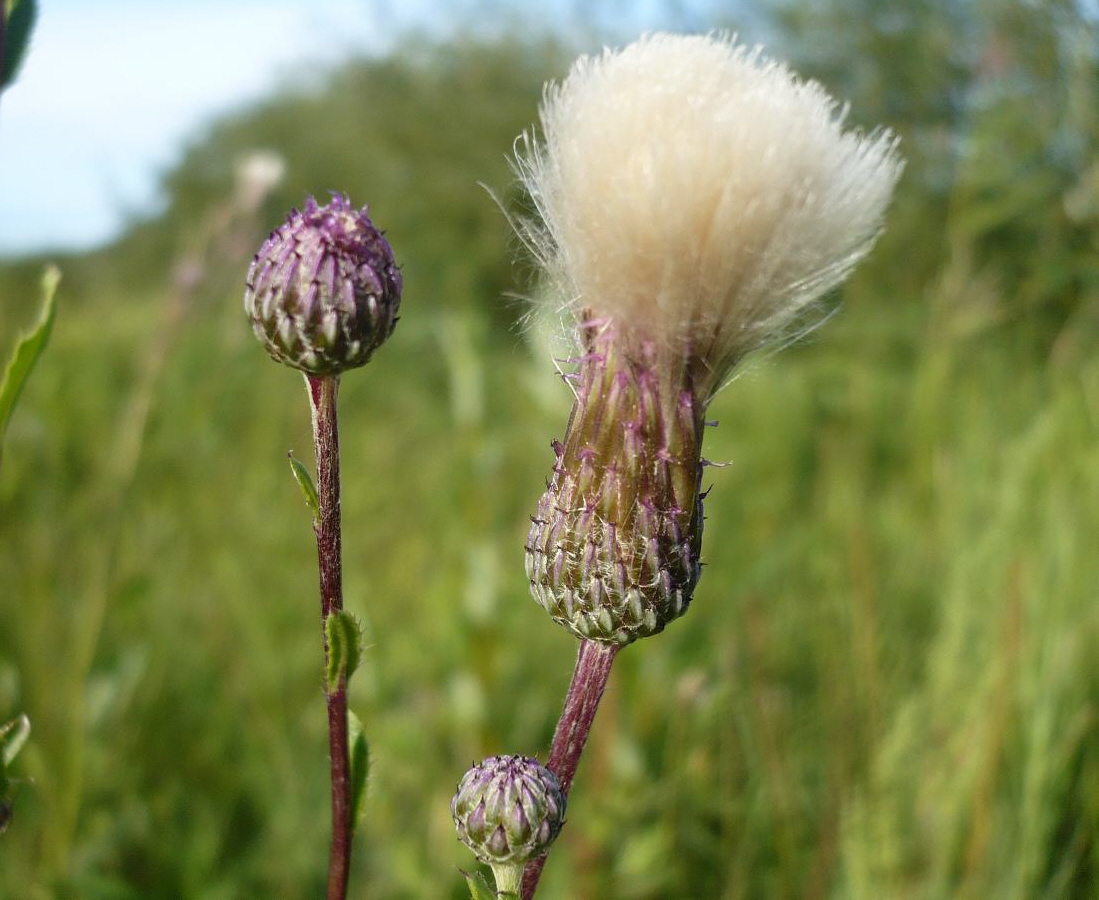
[307,374,353,900]
[492,863,524,897]
[521,639,619,899]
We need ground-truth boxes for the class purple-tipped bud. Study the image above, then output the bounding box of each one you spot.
[451,755,566,867]
[525,324,704,645]
[244,194,401,375]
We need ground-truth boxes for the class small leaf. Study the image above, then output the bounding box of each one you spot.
[1,0,39,89]
[0,265,58,465]
[0,714,30,768]
[324,610,363,692]
[348,711,369,831]
[287,451,319,521]
[461,870,499,900]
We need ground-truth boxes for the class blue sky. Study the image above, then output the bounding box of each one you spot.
[0,0,460,255]
[0,0,736,256]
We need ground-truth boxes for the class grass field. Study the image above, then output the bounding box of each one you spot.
[2,10,1098,898]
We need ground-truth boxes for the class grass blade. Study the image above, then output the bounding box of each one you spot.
[0,264,59,465]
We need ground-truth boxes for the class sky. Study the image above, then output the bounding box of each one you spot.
[0,0,739,257]
[0,0,458,256]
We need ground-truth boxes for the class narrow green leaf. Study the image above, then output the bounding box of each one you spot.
[0,265,58,465]
[0,714,30,768]
[1,0,39,89]
[347,711,369,831]
[324,610,363,692]
[461,870,499,900]
[287,451,319,521]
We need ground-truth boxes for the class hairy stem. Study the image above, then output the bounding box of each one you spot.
[492,863,523,897]
[521,639,619,899]
[307,374,353,900]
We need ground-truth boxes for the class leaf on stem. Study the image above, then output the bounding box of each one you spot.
[287,451,320,522]
[0,714,29,768]
[348,711,370,831]
[461,870,506,900]
[0,265,58,466]
[1,714,31,826]
[324,610,363,693]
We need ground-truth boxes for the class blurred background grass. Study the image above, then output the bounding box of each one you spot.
[2,0,1098,897]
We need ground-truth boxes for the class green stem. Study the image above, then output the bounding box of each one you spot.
[307,374,353,900]
[491,863,523,897]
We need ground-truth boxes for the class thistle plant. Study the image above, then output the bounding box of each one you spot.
[244,194,401,900]
[453,32,904,897]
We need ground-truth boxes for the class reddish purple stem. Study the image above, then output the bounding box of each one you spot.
[521,639,619,899]
[308,375,353,900]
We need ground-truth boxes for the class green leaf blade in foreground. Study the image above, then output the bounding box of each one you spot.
[0,264,59,464]
[1,0,39,89]
[348,711,369,831]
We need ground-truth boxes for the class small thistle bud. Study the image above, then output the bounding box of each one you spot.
[451,755,566,870]
[244,194,401,375]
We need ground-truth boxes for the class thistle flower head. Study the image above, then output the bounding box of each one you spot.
[451,755,566,869]
[520,34,901,645]
[244,194,401,375]
[515,32,902,398]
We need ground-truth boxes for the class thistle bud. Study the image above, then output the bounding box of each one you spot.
[526,327,704,645]
[451,755,566,869]
[244,194,401,375]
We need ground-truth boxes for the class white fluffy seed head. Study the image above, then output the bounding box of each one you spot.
[514,32,903,398]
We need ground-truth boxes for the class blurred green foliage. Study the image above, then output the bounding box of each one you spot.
[1,1,1097,897]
